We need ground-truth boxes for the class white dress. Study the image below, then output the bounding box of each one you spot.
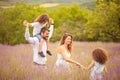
[55,50,71,72]
[90,61,105,80]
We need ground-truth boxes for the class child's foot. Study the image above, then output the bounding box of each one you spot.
[38,51,45,57]
[46,50,52,56]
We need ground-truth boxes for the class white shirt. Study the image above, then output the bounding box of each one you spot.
[24,25,54,64]
[30,22,44,36]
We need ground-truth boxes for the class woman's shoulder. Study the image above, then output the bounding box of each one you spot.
[57,45,65,52]
[58,45,65,50]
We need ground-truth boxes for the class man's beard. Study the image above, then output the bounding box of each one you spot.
[43,36,48,40]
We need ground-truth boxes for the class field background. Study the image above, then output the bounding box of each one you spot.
[0,42,120,80]
[0,0,120,80]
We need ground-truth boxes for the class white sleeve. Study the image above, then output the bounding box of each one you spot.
[48,24,54,40]
[30,22,36,27]
[25,27,35,44]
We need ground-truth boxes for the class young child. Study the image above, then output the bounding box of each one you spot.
[23,14,54,57]
[86,48,108,80]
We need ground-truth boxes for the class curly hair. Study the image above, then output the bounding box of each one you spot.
[92,48,108,64]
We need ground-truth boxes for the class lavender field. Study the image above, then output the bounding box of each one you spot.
[0,42,120,80]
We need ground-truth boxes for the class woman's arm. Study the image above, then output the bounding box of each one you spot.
[48,18,54,40]
[86,61,94,70]
[58,46,85,68]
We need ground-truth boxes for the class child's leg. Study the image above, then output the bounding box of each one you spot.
[38,39,45,57]
[39,39,44,52]
[46,39,49,50]
[46,40,52,56]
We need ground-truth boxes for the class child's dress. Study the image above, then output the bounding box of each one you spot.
[90,61,105,80]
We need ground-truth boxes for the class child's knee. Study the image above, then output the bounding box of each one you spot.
[40,39,44,42]
[41,38,44,41]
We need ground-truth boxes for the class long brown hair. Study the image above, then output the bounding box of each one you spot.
[34,14,49,24]
[59,33,73,54]
[92,48,108,64]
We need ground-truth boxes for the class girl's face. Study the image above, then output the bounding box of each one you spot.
[45,20,48,24]
[42,20,49,26]
[64,36,72,45]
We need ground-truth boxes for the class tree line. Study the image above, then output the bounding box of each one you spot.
[0,1,120,45]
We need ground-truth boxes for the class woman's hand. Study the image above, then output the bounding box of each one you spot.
[76,63,86,70]
[80,65,86,70]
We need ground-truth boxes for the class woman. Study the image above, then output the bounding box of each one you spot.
[55,33,85,72]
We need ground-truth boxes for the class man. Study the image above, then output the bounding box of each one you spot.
[24,21,54,65]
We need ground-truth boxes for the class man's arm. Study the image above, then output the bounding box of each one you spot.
[48,24,54,40]
[48,18,54,40]
[25,26,35,44]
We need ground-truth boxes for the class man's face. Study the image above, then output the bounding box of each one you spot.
[41,30,49,40]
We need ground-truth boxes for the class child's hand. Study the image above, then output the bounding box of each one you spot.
[23,20,28,27]
[49,18,54,24]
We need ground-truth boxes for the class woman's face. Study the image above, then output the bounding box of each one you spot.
[64,36,72,45]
